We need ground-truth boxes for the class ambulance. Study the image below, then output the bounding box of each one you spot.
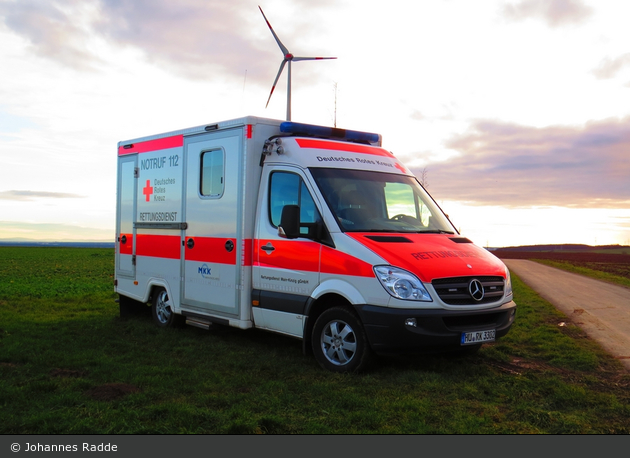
[115,116,516,372]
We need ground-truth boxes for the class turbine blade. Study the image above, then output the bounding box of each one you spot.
[292,56,337,61]
[266,59,287,108]
[259,6,290,56]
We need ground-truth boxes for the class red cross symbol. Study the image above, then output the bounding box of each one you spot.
[142,180,153,202]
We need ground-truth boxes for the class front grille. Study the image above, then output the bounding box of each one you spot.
[432,276,504,305]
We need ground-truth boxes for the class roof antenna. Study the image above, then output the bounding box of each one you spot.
[259,6,336,121]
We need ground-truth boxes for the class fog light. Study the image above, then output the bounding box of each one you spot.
[405,318,417,327]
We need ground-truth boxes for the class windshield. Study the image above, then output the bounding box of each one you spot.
[310,168,455,233]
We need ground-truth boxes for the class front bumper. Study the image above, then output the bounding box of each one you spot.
[354,300,517,354]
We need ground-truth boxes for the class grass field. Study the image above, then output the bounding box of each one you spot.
[1,247,629,434]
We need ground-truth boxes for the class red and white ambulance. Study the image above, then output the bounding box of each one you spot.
[115,116,516,372]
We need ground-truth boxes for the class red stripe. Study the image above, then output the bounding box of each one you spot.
[131,235,376,277]
[136,234,181,259]
[118,233,133,255]
[242,239,253,266]
[118,135,183,155]
[295,138,394,158]
[255,239,320,272]
[254,239,374,277]
[128,234,250,265]
[321,246,374,277]
[185,237,237,264]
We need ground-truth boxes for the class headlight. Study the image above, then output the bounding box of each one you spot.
[504,266,513,300]
[374,266,432,302]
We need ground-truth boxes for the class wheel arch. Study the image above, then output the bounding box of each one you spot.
[302,292,363,356]
[144,279,173,306]
[311,278,366,305]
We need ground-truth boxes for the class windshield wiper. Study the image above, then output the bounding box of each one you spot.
[420,229,455,234]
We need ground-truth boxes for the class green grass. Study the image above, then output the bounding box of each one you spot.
[1,247,629,434]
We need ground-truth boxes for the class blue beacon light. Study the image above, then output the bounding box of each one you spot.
[280,122,381,146]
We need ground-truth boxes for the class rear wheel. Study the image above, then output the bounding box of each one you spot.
[151,288,181,328]
[312,307,372,373]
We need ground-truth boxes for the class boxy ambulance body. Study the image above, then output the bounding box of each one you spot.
[115,116,516,372]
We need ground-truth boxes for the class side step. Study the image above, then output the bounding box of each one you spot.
[182,311,230,330]
[185,317,213,330]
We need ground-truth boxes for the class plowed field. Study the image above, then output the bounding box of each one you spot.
[493,251,630,280]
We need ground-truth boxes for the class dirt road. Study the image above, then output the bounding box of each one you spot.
[503,259,630,371]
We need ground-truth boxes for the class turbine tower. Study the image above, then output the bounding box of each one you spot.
[259,6,336,121]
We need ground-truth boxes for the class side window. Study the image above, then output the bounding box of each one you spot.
[269,172,320,235]
[200,150,224,197]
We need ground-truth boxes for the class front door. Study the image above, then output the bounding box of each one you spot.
[253,166,323,335]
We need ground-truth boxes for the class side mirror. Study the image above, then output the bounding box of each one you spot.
[278,205,300,239]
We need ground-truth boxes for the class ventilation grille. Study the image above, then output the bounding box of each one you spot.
[449,237,473,244]
[364,236,413,243]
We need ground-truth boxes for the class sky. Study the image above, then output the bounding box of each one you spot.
[0,0,629,248]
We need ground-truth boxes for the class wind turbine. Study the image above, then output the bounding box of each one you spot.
[259,6,336,121]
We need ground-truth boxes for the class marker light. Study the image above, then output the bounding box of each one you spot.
[280,122,381,145]
[374,266,432,302]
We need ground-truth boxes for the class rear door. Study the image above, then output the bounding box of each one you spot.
[181,129,242,317]
[116,155,137,278]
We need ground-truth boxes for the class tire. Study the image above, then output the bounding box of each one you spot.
[311,307,372,373]
[151,288,181,328]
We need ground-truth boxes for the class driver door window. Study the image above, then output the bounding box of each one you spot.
[269,172,320,236]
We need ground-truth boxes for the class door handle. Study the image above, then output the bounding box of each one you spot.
[121,235,127,244]
[261,242,275,253]
[186,238,195,249]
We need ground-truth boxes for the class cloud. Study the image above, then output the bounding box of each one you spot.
[0,0,337,83]
[0,0,101,70]
[592,53,630,79]
[612,216,630,230]
[0,190,85,201]
[414,117,630,209]
[409,110,426,121]
[93,0,272,81]
[501,0,593,27]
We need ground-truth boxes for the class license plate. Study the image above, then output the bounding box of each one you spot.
[461,329,495,345]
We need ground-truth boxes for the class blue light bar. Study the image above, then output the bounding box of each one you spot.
[280,122,381,145]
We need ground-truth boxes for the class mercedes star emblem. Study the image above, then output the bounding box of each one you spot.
[469,279,485,301]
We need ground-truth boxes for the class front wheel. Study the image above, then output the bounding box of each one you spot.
[312,307,372,373]
[151,288,181,328]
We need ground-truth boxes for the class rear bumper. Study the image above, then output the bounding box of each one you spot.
[354,300,516,354]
